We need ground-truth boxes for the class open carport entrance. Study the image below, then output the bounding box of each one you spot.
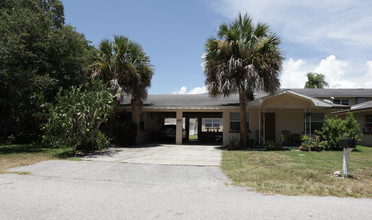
[183,112,223,144]
[138,111,223,145]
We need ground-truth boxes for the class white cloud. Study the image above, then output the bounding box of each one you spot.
[280,58,308,88]
[188,86,208,94]
[313,55,352,88]
[201,53,207,71]
[172,86,187,94]
[367,61,372,77]
[172,86,208,94]
[280,55,372,88]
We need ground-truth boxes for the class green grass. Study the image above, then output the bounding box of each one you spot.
[0,143,76,174]
[221,146,372,198]
[189,135,198,140]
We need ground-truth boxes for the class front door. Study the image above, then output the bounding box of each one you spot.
[265,113,275,142]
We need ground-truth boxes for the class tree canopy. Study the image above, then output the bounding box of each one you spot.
[304,72,329,89]
[204,13,283,146]
[0,0,93,138]
[90,35,154,109]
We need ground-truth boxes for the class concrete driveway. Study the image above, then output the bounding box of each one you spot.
[80,144,222,166]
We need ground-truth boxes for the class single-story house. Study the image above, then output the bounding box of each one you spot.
[118,89,372,147]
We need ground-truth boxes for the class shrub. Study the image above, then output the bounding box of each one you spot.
[43,79,115,151]
[316,113,361,150]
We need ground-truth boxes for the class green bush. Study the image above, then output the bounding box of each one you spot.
[316,113,362,150]
[42,79,115,151]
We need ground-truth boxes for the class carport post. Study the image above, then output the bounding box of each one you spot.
[176,111,183,144]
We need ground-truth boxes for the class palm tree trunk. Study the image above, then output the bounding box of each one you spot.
[109,97,119,133]
[239,86,247,146]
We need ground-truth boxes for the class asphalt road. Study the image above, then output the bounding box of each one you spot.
[1,160,371,220]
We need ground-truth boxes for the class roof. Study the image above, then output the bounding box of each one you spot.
[248,89,337,108]
[333,100,372,115]
[351,100,372,111]
[289,88,372,98]
[120,88,359,109]
[120,93,241,109]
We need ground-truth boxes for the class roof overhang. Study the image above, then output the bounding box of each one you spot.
[247,89,335,108]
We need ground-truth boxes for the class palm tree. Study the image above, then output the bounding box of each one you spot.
[90,35,154,129]
[304,72,328,89]
[204,13,283,146]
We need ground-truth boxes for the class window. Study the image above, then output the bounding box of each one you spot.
[366,115,372,127]
[230,112,249,132]
[304,112,324,133]
[139,113,145,130]
[205,119,220,128]
[334,99,349,105]
[202,118,222,132]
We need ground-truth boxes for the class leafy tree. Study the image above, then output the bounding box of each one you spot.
[0,0,92,139]
[316,113,361,150]
[89,35,154,132]
[304,72,329,89]
[43,79,115,151]
[204,13,283,146]
[90,35,154,108]
[343,112,362,142]
[315,116,344,150]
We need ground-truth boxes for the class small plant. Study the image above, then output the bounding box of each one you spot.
[228,136,239,150]
[281,130,291,145]
[280,134,286,146]
[267,140,276,151]
[300,135,324,152]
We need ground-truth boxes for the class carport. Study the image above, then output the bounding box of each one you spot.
[118,93,241,146]
[130,110,224,145]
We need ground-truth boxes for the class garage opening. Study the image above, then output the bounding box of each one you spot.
[188,118,198,142]
[140,111,223,145]
[183,112,223,145]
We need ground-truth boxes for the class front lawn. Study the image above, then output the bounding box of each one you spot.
[0,143,76,174]
[221,146,372,198]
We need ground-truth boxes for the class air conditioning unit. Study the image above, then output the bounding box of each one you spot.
[363,127,371,133]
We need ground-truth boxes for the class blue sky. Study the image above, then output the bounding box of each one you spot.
[62,0,372,94]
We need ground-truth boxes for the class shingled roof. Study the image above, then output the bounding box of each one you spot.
[119,88,368,109]
[290,88,372,98]
[120,93,239,109]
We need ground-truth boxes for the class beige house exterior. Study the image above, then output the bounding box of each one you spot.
[118,89,372,147]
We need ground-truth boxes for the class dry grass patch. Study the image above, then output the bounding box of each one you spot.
[221,146,372,198]
[0,144,75,174]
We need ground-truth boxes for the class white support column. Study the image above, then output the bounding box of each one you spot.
[222,111,229,145]
[176,110,183,144]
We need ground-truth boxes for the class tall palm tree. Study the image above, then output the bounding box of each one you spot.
[204,13,283,146]
[90,35,154,129]
[304,72,328,89]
